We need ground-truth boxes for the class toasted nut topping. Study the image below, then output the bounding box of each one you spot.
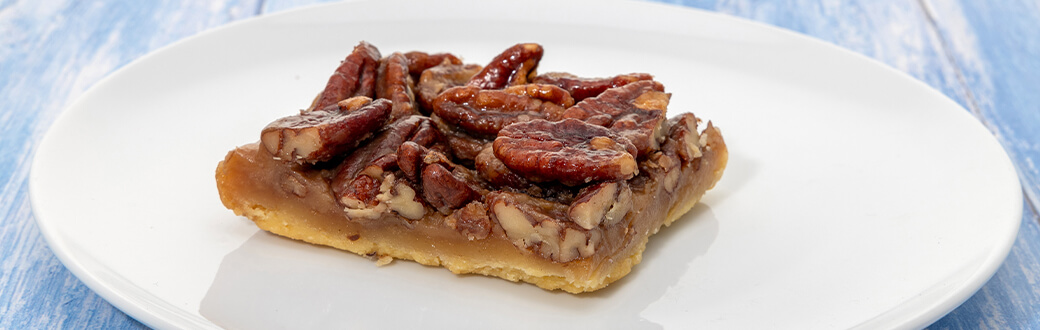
[422,163,480,214]
[261,98,391,163]
[493,119,638,186]
[467,43,543,89]
[403,51,462,79]
[376,52,420,121]
[432,85,568,136]
[562,80,669,158]
[533,72,654,101]
[312,41,381,110]
[417,62,482,113]
[559,228,599,262]
[488,191,599,263]
[445,201,493,240]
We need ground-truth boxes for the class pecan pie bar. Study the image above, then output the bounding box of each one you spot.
[216,42,727,293]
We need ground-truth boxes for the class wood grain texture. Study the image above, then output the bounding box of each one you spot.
[0,0,258,329]
[1,0,1037,329]
[919,1,1040,328]
[656,0,969,106]
[921,0,1040,215]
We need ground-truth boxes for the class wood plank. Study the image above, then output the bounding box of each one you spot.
[918,1,1040,328]
[260,0,335,14]
[652,0,970,107]
[921,0,1040,211]
[0,1,259,329]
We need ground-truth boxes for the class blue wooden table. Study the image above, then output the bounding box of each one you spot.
[2,0,1037,328]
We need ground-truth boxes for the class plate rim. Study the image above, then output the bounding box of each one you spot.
[28,0,1022,328]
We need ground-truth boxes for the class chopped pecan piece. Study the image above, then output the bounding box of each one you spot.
[337,153,398,209]
[445,201,493,240]
[562,80,669,158]
[260,97,391,163]
[342,171,425,221]
[487,191,601,262]
[331,115,443,218]
[493,119,638,186]
[311,41,381,111]
[417,63,483,113]
[467,43,543,89]
[645,151,681,193]
[644,113,707,194]
[662,113,703,162]
[567,181,633,229]
[432,85,568,136]
[533,72,653,101]
[376,52,420,121]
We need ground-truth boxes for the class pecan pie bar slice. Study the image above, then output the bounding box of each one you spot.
[215,42,727,293]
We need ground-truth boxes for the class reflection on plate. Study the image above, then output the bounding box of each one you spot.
[30,0,1021,329]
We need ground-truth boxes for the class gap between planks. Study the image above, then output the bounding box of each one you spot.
[1027,189,1039,222]
[917,0,1040,222]
[916,0,987,125]
[255,0,266,16]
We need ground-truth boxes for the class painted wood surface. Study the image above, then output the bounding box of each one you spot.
[1,0,1037,328]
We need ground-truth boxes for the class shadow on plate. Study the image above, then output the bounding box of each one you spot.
[200,205,719,329]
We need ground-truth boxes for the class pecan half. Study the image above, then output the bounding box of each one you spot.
[430,115,490,161]
[475,144,529,189]
[261,97,391,163]
[503,84,574,108]
[416,62,483,113]
[397,141,444,182]
[493,119,638,186]
[311,41,381,111]
[562,80,669,158]
[403,51,463,79]
[376,52,420,121]
[432,85,568,136]
[467,43,543,89]
[397,141,483,214]
[422,163,481,214]
[533,72,653,101]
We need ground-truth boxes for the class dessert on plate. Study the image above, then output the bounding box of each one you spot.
[216,42,727,293]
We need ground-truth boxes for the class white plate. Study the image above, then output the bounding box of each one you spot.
[30,0,1022,329]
